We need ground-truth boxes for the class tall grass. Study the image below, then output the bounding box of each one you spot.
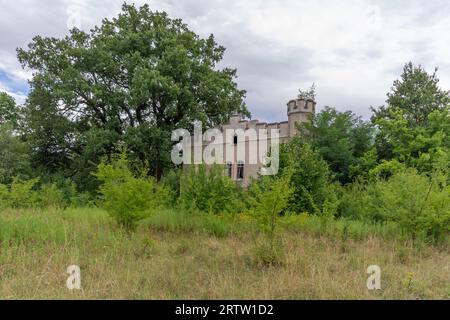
[0,207,114,247]
[279,214,406,241]
[0,207,448,299]
[141,209,256,237]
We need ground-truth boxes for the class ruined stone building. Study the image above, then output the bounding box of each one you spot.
[183,97,315,186]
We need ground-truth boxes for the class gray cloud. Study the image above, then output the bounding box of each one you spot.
[1,0,449,121]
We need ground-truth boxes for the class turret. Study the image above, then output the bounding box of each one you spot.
[287,98,316,137]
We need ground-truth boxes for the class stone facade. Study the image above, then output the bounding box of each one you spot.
[184,98,315,186]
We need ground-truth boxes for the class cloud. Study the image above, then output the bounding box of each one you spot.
[0,0,449,120]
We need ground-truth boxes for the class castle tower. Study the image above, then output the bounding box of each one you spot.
[287,98,316,137]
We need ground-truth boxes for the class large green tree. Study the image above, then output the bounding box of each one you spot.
[0,92,31,184]
[0,92,19,127]
[373,107,450,174]
[18,3,247,188]
[0,123,31,184]
[372,62,450,127]
[371,62,450,172]
[299,106,374,183]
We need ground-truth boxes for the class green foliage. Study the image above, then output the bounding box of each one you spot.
[0,92,19,126]
[373,107,450,174]
[248,174,294,235]
[0,124,31,184]
[142,208,238,237]
[37,183,66,208]
[159,169,182,207]
[373,62,450,127]
[0,177,39,209]
[70,192,94,208]
[339,170,450,242]
[94,151,169,231]
[0,177,78,209]
[21,86,75,183]
[279,213,404,242]
[279,138,333,214]
[368,159,407,180]
[372,62,450,163]
[179,164,243,214]
[247,173,293,266]
[18,3,248,186]
[298,83,317,101]
[300,106,375,183]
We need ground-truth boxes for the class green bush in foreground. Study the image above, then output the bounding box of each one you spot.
[0,177,39,208]
[94,152,170,231]
[340,169,450,243]
[248,173,294,265]
[179,164,244,214]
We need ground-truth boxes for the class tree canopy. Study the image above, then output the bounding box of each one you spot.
[371,62,450,173]
[0,92,19,127]
[372,62,450,127]
[299,106,375,184]
[17,3,248,185]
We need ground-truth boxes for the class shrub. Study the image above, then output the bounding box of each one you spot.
[159,169,181,207]
[247,173,294,265]
[94,152,170,231]
[0,177,39,208]
[375,170,449,242]
[37,183,66,208]
[70,192,94,208]
[179,164,244,214]
[278,139,332,214]
[340,169,450,242]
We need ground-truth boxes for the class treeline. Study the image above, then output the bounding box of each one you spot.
[0,4,448,246]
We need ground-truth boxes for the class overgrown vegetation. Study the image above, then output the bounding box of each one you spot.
[94,151,170,231]
[0,2,448,299]
[0,207,448,299]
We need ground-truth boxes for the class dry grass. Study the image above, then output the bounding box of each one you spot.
[0,208,448,299]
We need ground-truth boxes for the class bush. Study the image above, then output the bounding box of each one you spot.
[247,173,293,266]
[278,139,332,214]
[159,169,181,207]
[179,164,244,214]
[0,177,39,209]
[94,152,170,231]
[70,192,94,208]
[340,169,450,242]
[37,183,66,208]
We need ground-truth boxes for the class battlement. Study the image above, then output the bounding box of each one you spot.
[223,98,315,138]
[185,97,316,186]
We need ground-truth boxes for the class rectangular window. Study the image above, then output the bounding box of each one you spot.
[237,162,244,180]
[227,162,232,178]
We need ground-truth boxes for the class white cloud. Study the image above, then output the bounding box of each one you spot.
[0,50,32,82]
[0,81,27,104]
[0,0,449,120]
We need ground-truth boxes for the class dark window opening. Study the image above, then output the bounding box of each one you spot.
[237,163,244,180]
[227,163,232,178]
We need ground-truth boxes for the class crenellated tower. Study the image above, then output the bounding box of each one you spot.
[287,98,316,137]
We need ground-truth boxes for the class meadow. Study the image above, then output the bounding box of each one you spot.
[1,1,450,301]
[0,207,448,299]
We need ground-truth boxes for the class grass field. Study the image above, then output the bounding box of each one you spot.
[0,207,448,299]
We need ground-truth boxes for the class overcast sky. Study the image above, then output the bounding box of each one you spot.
[1,0,450,122]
